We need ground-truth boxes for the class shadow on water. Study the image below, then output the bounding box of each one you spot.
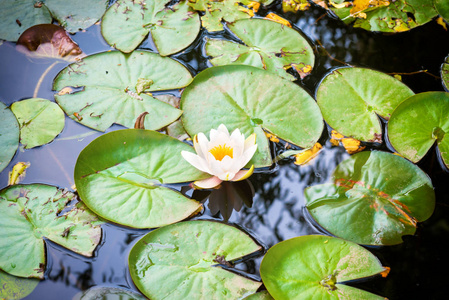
[1,3,449,300]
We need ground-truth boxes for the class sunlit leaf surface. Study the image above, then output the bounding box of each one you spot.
[129,220,262,299]
[74,129,209,228]
[0,184,102,279]
[16,24,84,61]
[243,290,274,300]
[0,0,107,41]
[305,151,435,245]
[260,235,387,299]
[181,65,324,167]
[435,0,449,23]
[0,102,19,173]
[328,0,438,32]
[101,0,200,55]
[206,18,314,81]
[11,98,65,149]
[388,92,449,168]
[316,67,414,142]
[0,270,39,300]
[53,51,189,131]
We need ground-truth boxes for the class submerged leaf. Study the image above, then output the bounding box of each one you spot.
[73,286,147,300]
[305,151,435,245]
[206,18,314,81]
[0,184,102,278]
[16,24,84,61]
[0,270,39,300]
[101,0,200,55]
[11,98,65,149]
[53,51,189,132]
[0,102,19,173]
[129,220,262,299]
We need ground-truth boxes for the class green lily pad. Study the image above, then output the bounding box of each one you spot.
[0,270,39,300]
[305,151,435,245]
[11,98,65,149]
[53,51,190,132]
[244,290,274,300]
[181,65,324,167]
[435,0,449,23]
[0,0,108,41]
[188,0,260,32]
[316,67,414,142]
[260,235,387,299]
[441,55,449,91]
[73,286,146,300]
[74,129,209,228]
[388,92,449,168]
[0,184,102,279]
[0,102,19,173]
[101,0,200,55]
[129,220,262,299]
[206,18,315,81]
[329,0,437,33]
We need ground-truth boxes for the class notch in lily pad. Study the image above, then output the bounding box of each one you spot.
[388,91,449,169]
[316,67,414,143]
[0,184,103,279]
[305,151,435,245]
[0,102,19,173]
[129,220,263,299]
[260,235,388,299]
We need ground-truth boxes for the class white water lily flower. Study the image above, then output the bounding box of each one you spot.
[181,124,257,189]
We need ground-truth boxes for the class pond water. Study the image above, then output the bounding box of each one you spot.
[1,2,449,300]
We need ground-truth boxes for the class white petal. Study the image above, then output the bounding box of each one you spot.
[220,155,239,173]
[194,176,222,189]
[209,128,219,143]
[207,152,225,176]
[239,144,258,168]
[218,171,236,181]
[244,133,256,151]
[217,124,230,136]
[231,165,255,181]
[197,132,210,159]
[181,151,211,174]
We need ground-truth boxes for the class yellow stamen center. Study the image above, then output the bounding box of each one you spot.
[209,144,233,161]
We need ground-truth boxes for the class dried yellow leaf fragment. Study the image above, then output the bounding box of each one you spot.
[294,143,322,165]
[8,162,30,185]
[341,138,365,154]
[265,132,280,143]
[264,13,292,28]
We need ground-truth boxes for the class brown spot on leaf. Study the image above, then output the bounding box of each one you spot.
[213,255,234,267]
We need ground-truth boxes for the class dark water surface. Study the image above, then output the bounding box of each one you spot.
[1,3,449,300]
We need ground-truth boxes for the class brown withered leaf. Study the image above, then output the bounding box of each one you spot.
[16,24,84,61]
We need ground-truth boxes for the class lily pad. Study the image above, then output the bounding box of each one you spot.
[73,286,146,300]
[0,102,19,173]
[316,67,414,142]
[329,0,437,33]
[11,98,65,149]
[0,184,102,279]
[0,270,39,300]
[53,51,190,132]
[129,220,262,299]
[74,129,209,228]
[188,0,260,32]
[101,0,200,55]
[435,0,449,23]
[305,151,435,245]
[260,235,387,299]
[0,0,108,41]
[181,65,324,167]
[244,290,274,300]
[206,18,315,81]
[441,55,449,91]
[388,92,449,168]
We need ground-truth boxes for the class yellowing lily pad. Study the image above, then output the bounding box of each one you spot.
[53,51,190,132]
[181,65,324,167]
[388,92,449,168]
[260,235,387,299]
[0,102,19,173]
[206,18,315,81]
[129,220,262,299]
[328,0,438,33]
[101,0,200,55]
[11,98,65,149]
[305,151,435,245]
[0,0,108,41]
[316,67,414,142]
[0,184,102,279]
[74,129,209,228]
